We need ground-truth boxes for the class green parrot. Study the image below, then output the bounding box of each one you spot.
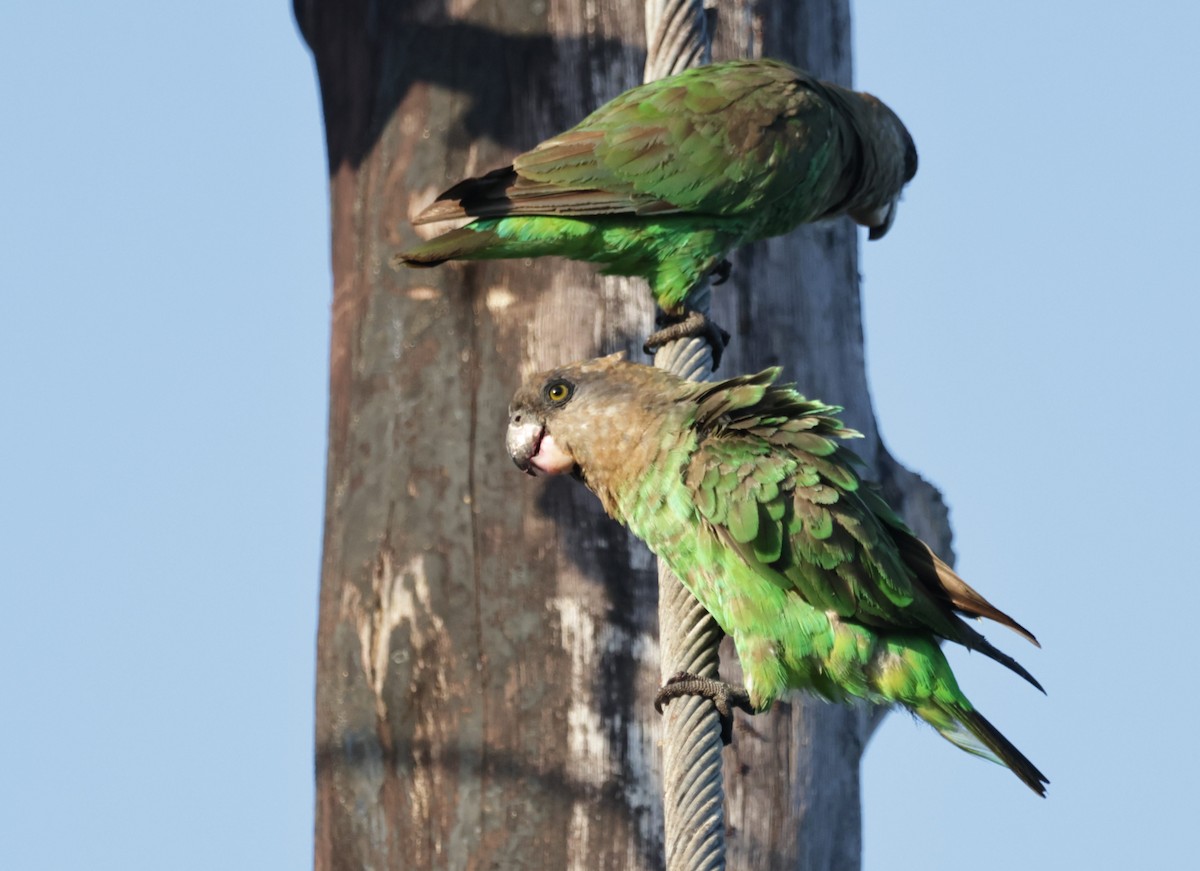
[396,58,916,364]
[506,354,1047,795]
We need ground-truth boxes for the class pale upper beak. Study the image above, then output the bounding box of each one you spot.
[856,198,898,241]
[507,412,576,476]
[507,414,544,476]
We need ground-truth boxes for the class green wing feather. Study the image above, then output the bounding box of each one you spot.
[413,60,852,229]
[684,370,1043,691]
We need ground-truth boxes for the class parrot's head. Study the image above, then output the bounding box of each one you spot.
[847,96,918,241]
[506,352,680,478]
[506,374,581,477]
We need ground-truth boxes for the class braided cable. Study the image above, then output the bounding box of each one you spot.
[643,5,728,869]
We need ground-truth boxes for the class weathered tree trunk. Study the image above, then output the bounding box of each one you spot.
[295,1,952,869]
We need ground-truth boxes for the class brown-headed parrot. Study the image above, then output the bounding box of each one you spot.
[397,59,917,364]
[506,355,1046,795]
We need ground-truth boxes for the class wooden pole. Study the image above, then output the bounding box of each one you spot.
[296,2,951,867]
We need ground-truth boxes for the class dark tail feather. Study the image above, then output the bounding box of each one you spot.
[956,618,1045,694]
[411,166,519,224]
[922,702,1048,796]
[391,226,499,269]
[959,709,1049,797]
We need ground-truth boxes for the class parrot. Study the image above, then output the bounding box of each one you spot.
[506,354,1047,795]
[395,58,917,366]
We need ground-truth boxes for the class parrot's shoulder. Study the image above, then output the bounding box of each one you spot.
[689,370,858,452]
[682,372,862,540]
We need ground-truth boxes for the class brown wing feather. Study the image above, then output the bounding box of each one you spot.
[412,129,680,224]
[892,533,1040,646]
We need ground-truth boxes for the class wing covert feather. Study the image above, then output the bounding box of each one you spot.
[414,60,851,224]
[684,374,1035,654]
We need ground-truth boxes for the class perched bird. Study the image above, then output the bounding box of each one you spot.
[397,59,917,364]
[507,355,1047,795]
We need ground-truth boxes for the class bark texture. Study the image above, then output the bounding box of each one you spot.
[296,1,952,868]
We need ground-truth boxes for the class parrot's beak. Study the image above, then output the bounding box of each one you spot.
[854,197,898,241]
[867,199,897,240]
[507,416,544,476]
[507,412,577,476]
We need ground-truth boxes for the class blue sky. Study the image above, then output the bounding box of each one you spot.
[2,2,1196,869]
[857,3,1199,868]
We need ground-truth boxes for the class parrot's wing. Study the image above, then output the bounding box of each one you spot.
[685,372,1042,689]
[858,484,1039,645]
[686,393,922,626]
[414,60,846,224]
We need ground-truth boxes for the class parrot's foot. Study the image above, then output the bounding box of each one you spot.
[711,259,732,286]
[643,311,731,370]
[654,671,754,745]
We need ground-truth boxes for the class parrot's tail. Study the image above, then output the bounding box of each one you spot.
[392,226,502,268]
[918,702,1048,796]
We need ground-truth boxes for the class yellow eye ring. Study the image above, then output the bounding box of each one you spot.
[546,381,572,403]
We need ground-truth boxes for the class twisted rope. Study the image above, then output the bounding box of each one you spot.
[645,0,713,80]
[642,4,728,870]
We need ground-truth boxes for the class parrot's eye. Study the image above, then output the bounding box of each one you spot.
[545,380,574,404]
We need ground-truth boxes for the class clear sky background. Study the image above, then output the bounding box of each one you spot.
[2,2,1195,869]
